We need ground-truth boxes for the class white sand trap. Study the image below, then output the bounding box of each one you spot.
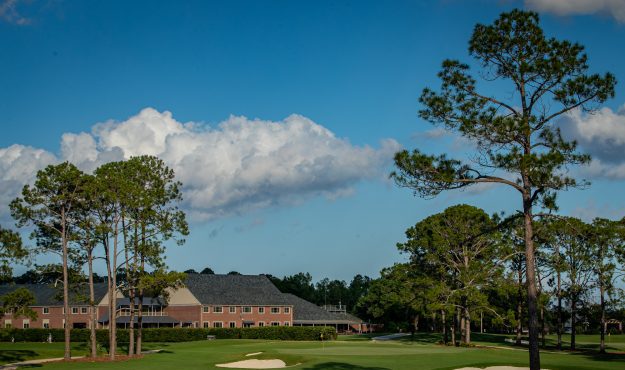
[455,367,550,370]
[216,359,287,369]
[245,352,263,357]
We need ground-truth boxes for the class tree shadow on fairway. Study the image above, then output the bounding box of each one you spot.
[0,350,38,364]
[569,350,625,364]
[304,362,390,370]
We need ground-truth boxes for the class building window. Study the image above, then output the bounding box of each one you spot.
[270,307,280,314]
[23,320,30,329]
[242,306,251,314]
[258,322,265,327]
[271,322,280,326]
[43,307,49,314]
[284,322,290,327]
[4,320,11,328]
[81,307,88,314]
[229,322,236,328]
[284,307,290,314]
[229,306,236,314]
[213,322,223,328]
[203,321,210,328]
[258,307,265,314]
[43,320,50,329]
[213,306,223,313]
[72,307,79,314]
[203,306,209,313]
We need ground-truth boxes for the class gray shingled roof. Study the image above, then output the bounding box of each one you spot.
[184,274,291,305]
[283,293,364,324]
[0,283,108,306]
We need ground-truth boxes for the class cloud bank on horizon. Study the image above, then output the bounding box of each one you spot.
[526,0,625,22]
[0,108,401,221]
[561,104,625,179]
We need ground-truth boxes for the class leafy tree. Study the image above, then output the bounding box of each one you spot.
[200,267,215,274]
[545,217,594,350]
[357,263,428,332]
[184,269,198,274]
[398,205,503,344]
[0,225,28,282]
[587,218,625,353]
[227,271,241,275]
[0,287,37,321]
[10,162,87,360]
[391,10,615,368]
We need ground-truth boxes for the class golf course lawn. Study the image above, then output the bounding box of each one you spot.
[1,334,624,370]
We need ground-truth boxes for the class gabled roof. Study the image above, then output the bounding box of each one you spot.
[0,283,108,306]
[184,273,291,305]
[283,293,363,324]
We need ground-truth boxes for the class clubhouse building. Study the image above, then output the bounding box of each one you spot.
[0,274,370,333]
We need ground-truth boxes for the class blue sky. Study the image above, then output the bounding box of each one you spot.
[2,0,625,282]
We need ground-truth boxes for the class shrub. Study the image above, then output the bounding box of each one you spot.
[0,326,336,343]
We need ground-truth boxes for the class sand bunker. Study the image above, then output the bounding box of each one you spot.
[215,359,287,369]
[455,367,550,370]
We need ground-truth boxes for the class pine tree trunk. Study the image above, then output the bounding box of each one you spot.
[516,264,523,346]
[442,310,447,344]
[88,250,97,358]
[523,196,540,370]
[61,209,71,360]
[600,277,606,354]
[463,306,470,344]
[556,262,562,350]
[571,295,577,351]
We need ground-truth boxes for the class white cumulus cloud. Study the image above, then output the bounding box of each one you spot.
[526,0,625,22]
[560,104,625,179]
[0,108,401,221]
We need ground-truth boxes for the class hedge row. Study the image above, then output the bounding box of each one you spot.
[0,326,337,343]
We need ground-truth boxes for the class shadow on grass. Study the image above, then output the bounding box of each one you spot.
[304,362,390,370]
[0,350,38,364]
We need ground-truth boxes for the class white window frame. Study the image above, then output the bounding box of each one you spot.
[258,307,265,314]
[22,319,30,329]
[258,321,265,327]
[229,306,236,314]
[4,320,11,328]
[43,307,49,315]
[270,307,280,314]
[242,306,251,314]
[81,307,88,314]
[43,319,50,329]
[284,307,290,314]
[271,321,280,326]
[213,321,223,328]
[203,321,210,328]
[72,307,79,314]
[284,321,290,326]
[229,321,236,328]
[203,306,210,313]
[213,306,223,313]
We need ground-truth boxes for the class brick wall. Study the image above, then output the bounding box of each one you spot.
[199,305,293,328]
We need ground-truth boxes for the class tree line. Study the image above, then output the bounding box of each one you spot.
[357,205,625,353]
[2,156,188,360]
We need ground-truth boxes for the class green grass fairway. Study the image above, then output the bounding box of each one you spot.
[1,334,624,370]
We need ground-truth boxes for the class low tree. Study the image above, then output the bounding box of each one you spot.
[587,218,624,353]
[391,10,615,369]
[398,205,503,344]
[0,288,37,322]
[0,225,28,282]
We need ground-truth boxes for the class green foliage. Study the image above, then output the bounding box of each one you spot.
[0,327,337,343]
[0,288,37,321]
[0,226,27,282]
